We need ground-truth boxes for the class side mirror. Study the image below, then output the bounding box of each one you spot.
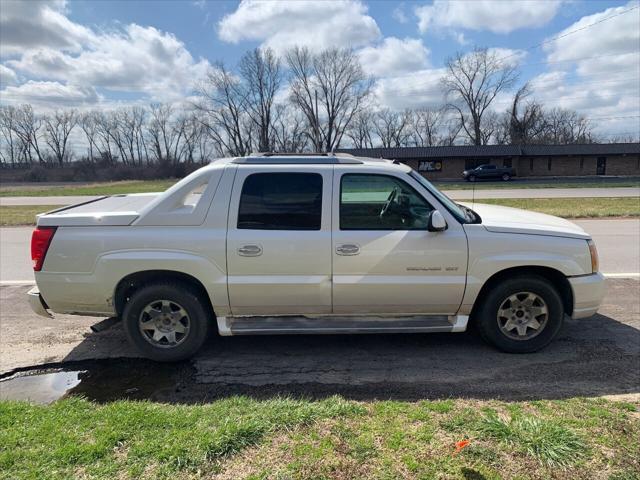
[427,210,448,232]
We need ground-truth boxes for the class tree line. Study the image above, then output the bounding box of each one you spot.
[0,46,626,167]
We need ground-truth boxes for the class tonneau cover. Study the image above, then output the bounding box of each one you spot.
[36,193,161,227]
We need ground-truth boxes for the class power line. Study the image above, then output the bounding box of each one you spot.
[498,4,640,63]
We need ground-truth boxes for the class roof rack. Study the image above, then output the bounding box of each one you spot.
[233,153,363,164]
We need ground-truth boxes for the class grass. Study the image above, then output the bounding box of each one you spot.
[1,178,638,197]
[471,197,640,219]
[1,396,637,479]
[434,179,640,190]
[0,205,59,226]
[2,197,638,226]
[0,179,176,197]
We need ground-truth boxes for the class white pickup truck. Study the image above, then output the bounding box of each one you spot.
[28,153,605,361]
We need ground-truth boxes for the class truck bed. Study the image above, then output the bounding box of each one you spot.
[36,193,161,227]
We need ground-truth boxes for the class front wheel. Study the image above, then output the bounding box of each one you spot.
[468,175,476,182]
[502,173,511,181]
[122,282,213,361]
[474,276,564,353]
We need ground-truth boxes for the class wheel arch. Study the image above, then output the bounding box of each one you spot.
[470,266,573,320]
[114,270,215,319]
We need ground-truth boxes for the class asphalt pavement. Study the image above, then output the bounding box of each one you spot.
[1,278,638,400]
[1,186,639,206]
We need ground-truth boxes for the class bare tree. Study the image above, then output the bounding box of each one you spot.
[43,109,78,165]
[12,104,46,163]
[240,47,282,152]
[147,103,181,163]
[442,47,519,145]
[409,108,445,147]
[373,109,411,148]
[541,108,596,144]
[506,84,547,145]
[195,63,253,156]
[346,110,374,149]
[270,104,308,153]
[287,47,372,152]
[0,106,24,165]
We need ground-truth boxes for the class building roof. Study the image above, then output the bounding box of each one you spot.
[337,143,640,159]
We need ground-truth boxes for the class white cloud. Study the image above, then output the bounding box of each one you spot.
[533,1,640,137]
[218,0,380,54]
[392,4,408,24]
[373,68,447,111]
[9,25,210,102]
[1,0,211,109]
[416,0,564,35]
[0,81,101,108]
[358,37,430,77]
[0,64,18,87]
[0,0,94,56]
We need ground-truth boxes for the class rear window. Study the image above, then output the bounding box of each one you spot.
[237,173,322,230]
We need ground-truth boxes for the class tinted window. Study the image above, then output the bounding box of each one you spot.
[340,174,433,230]
[238,173,322,230]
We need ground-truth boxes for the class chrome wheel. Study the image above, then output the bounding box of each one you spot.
[497,292,548,341]
[138,299,190,348]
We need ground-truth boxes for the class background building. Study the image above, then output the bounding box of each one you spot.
[338,143,640,180]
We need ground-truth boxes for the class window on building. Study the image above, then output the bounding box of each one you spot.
[548,158,552,171]
[465,159,483,169]
[238,173,322,230]
[530,158,534,171]
[580,157,584,170]
[503,158,512,168]
[340,174,433,230]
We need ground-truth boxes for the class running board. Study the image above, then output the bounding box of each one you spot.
[216,315,468,336]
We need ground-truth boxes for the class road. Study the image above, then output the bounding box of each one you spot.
[1,186,639,206]
[1,278,638,401]
[2,219,638,283]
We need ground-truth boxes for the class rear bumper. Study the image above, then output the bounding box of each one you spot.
[27,287,53,318]
[568,272,606,319]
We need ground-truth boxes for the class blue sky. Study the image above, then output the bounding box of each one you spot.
[1,0,638,138]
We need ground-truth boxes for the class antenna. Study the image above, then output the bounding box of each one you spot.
[471,172,476,210]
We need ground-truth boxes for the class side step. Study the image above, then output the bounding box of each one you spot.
[217,315,468,336]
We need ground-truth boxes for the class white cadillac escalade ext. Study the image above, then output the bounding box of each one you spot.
[28,153,606,361]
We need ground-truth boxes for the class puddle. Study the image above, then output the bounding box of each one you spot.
[0,359,191,404]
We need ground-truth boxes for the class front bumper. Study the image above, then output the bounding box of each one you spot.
[568,272,606,319]
[27,286,52,318]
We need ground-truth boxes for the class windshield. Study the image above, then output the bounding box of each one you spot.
[408,171,475,224]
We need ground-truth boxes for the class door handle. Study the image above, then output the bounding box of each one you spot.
[336,244,360,255]
[238,244,262,257]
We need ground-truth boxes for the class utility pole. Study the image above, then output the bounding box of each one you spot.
[314,89,320,152]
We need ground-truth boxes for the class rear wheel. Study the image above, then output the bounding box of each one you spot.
[502,173,511,181]
[122,282,213,361]
[475,276,564,353]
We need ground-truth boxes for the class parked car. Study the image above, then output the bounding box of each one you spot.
[29,153,605,361]
[462,164,516,181]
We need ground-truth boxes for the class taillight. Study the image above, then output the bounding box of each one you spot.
[31,227,56,271]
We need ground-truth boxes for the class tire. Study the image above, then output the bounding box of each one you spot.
[502,173,511,181]
[474,275,564,353]
[468,175,476,182]
[122,282,213,362]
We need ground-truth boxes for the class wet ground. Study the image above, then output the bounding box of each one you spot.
[1,278,638,404]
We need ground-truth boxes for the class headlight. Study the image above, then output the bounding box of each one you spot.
[587,239,599,273]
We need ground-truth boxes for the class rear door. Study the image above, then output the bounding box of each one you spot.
[226,165,333,315]
[332,168,468,315]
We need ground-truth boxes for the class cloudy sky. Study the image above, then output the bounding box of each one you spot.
[0,0,638,139]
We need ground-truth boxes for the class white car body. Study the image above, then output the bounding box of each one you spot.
[28,154,606,348]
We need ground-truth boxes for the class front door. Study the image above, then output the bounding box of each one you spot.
[226,166,333,315]
[332,170,468,315]
[597,157,606,175]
